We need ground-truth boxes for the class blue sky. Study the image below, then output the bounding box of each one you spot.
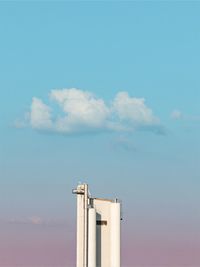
[0,1,200,266]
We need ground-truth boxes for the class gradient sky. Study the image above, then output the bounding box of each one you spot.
[0,1,200,267]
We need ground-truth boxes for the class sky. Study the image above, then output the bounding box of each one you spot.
[0,1,200,266]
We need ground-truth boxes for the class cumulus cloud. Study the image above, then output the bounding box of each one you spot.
[50,88,109,132]
[25,88,163,135]
[30,97,52,129]
[113,92,159,125]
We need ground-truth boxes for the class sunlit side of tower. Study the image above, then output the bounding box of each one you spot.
[72,183,122,267]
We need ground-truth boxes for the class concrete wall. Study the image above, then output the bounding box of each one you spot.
[93,199,112,267]
[93,199,120,267]
[74,184,121,267]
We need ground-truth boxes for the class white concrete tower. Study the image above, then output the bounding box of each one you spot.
[73,183,122,267]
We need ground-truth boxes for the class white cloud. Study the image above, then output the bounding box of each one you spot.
[30,97,52,130]
[113,92,159,125]
[50,88,109,133]
[24,88,163,135]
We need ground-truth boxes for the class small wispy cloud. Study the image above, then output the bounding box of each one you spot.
[8,216,44,226]
[7,216,68,227]
[110,135,137,152]
[171,109,200,122]
[171,109,183,120]
[17,88,164,135]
